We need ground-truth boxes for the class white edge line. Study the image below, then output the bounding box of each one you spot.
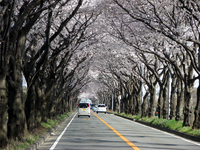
[114,115,200,146]
[49,112,77,150]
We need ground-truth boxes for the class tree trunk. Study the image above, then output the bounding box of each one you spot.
[158,88,164,118]
[135,95,139,115]
[148,86,156,117]
[41,96,48,122]
[176,79,184,121]
[183,88,194,127]
[35,84,42,127]
[130,95,134,115]
[7,56,26,140]
[7,75,26,140]
[42,94,53,121]
[141,92,149,118]
[49,91,56,119]
[169,76,177,120]
[113,93,117,112]
[65,96,69,113]
[63,94,67,113]
[0,78,8,147]
[163,80,169,119]
[41,77,55,122]
[183,65,194,127]
[121,97,125,113]
[25,84,36,130]
[23,51,37,130]
[124,97,128,114]
[192,46,200,129]
[62,97,66,114]
[49,100,55,119]
[0,1,11,146]
[127,95,131,114]
[132,95,137,115]
[136,85,142,115]
[67,96,71,112]
[193,85,200,129]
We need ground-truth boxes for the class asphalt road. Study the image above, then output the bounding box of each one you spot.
[37,112,200,150]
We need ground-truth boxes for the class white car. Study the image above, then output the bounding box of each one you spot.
[97,104,106,114]
[78,103,90,117]
[92,105,98,112]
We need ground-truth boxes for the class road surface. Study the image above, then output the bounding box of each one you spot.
[37,112,200,150]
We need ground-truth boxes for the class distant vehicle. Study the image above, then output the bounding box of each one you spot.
[91,104,97,112]
[96,104,106,114]
[80,98,92,105]
[78,103,90,117]
[90,103,95,109]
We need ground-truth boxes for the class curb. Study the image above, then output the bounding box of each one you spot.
[25,111,77,150]
[113,113,200,143]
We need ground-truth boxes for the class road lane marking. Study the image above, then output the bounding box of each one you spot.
[92,112,140,150]
[82,118,92,120]
[49,112,77,150]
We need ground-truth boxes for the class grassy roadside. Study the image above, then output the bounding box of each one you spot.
[107,110,200,138]
[1,111,75,150]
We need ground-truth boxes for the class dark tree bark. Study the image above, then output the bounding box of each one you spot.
[0,78,8,147]
[183,87,194,127]
[169,74,177,120]
[193,45,200,129]
[193,85,200,129]
[35,83,43,127]
[163,74,169,119]
[183,63,194,127]
[158,88,164,118]
[148,85,156,117]
[141,91,149,118]
[133,78,142,115]
[24,56,37,130]
[0,0,11,146]
[25,85,36,130]
[176,78,184,121]
[41,77,55,122]
[7,56,27,140]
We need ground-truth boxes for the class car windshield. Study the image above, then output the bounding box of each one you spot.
[98,105,105,107]
[79,103,88,108]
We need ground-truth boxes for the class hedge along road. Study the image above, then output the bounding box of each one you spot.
[37,112,200,150]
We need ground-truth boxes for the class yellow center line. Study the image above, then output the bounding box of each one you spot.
[92,112,140,150]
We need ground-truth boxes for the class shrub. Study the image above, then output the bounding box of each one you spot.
[48,119,58,126]
[135,115,141,120]
[41,122,52,129]
[120,112,127,116]
[141,116,148,122]
[179,127,191,133]
[61,113,68,119]
[188,129,200,138]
